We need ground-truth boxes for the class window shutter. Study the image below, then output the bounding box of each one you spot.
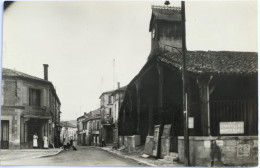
[22,86,28,105]
[41,89,46,106]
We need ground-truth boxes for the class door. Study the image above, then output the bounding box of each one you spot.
[1,120,9,149]
[27,119,42,148]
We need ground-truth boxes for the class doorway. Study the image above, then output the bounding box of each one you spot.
[1,120,9,149]
[27,119,42,148]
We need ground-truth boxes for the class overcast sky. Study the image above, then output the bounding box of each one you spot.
[2,1,258,121]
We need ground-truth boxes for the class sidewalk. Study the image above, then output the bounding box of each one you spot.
[92,146,184,167]
[0,148,63,161]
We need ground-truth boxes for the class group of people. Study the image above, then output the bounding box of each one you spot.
[33,133,77,151]
[33,133,50,149]
[63,138,74,150]
[33,133,107,150]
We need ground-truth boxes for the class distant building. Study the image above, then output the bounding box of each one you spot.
[1,65,62,149]
[111,84,126,146]
[60,120,77,145]
[99,90,115,145]
[82,108,101,146]
[76,115,85,146]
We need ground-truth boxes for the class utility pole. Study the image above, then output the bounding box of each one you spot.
[181,1,190,166]
[117,82,120,149]
[113,59,115,89]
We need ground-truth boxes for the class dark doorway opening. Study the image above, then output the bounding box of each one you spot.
[27,119,43,148]
[1,120,9,149]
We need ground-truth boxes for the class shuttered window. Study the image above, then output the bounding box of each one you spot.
[29,89,41,106]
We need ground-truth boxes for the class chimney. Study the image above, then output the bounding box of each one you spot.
[43,64,49,80]
[117,82,120,89]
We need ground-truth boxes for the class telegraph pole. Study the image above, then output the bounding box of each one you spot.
[117,82,120,149]
[181,1,190,166]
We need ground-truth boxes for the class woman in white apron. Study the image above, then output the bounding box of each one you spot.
[43,135,48,149]
[33,133,38,148]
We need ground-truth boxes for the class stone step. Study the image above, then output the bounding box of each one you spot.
[164,155,178,162]
[169,152,178,157]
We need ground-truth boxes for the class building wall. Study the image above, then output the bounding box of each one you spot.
[178,136,258,166]
[60,126,77,143]
[100,93,114,144]
[1,78,61,149]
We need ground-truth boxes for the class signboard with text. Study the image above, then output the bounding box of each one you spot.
[219,121,244,134]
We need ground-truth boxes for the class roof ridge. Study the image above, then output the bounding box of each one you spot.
[151,5,181,11]
[2,67,47,81]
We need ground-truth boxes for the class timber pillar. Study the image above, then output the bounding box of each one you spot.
[197,76,213,136]
[157,63,164,158]
[135,79,141,134]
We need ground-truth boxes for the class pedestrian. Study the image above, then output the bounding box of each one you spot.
[43,135,48,149]
[70,138,73,147]
[63,140,67,150]
[101,137,106,147]
[33,133,38,149]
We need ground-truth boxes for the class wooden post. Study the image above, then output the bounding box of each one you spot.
[157,64,164,124]
[148,99,154,136]
[136,79,141,134]
[123,109,126,145]
[157,63,164,158]
[181,1,190,166]
[197,76,212,136]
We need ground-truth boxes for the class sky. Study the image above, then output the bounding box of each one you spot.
[2,1,258,121]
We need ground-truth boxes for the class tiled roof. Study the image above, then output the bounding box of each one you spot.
[90,108,100,116]
[60,121,77,128]
[2,68,47,82]
[2,68,61,104]
[157,50,258,75]
[111,85,127,95]
[149,5,181,31]
[99,89,115,99]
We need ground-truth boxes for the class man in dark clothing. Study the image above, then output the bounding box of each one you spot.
[101,137,106,147]
[70,138,73,147]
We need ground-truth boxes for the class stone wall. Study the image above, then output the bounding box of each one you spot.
[178,136,258,166]
[122,135,141,152]
[1,107,22,149]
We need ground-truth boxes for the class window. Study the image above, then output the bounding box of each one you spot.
[29,89,41,106]
[92,121,95,130]
[97,121,99,129]
[109,108,112,115]
[108,95,113,104]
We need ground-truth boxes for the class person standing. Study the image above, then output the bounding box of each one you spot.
[70,138,73,147]
[33,133,38,149]
[101,137,106,147]
[43,135,48,149]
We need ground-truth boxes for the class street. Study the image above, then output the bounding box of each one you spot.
[0,146,144,166]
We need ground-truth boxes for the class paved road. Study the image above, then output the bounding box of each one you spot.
[0,146,144,166]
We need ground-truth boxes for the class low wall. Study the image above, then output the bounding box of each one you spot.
[144,136,154,155]
[178,136,258,166]
[121,135,141,152]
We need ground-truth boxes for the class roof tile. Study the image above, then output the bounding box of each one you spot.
[158,50,258,75]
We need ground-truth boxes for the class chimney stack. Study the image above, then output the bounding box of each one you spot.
[117,82,120,89]
[43,64,49,80]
